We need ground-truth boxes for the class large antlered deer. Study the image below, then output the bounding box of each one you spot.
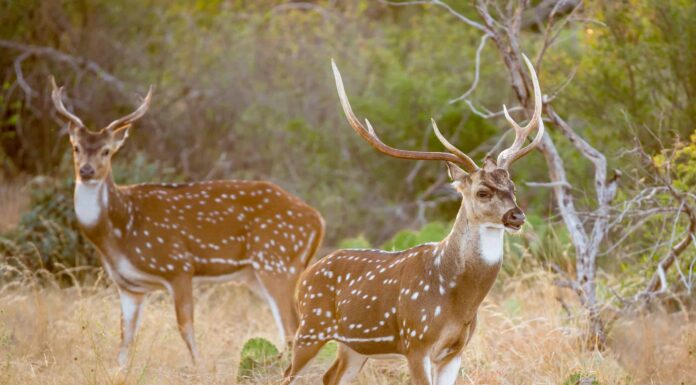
[283,55,544,385]
[50,79,325,367]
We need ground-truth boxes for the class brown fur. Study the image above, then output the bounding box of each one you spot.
[283,162,524,385]
[64,117,324,366]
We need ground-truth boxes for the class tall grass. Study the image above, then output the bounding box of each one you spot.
[1,179,694,384]
[0,267,693,385]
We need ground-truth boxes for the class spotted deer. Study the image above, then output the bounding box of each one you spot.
[283,55,543,385]
[50,78,325,366]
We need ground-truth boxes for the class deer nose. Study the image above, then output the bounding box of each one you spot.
[502,208,525,228]
[79,165,95,179]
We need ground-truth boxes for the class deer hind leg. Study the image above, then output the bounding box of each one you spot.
[117,289,145,367]
[282,340,325,385]
[254,272,299,348]
[170,276,200,364]
[322,344,367,385]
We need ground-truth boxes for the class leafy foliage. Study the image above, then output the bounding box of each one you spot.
[338,235,372,250]
[0,0,695,299]
[381,221,450,251]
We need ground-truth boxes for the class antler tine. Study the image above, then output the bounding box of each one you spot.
[431,118,479,172]
[496,54,545,169]
[50,76,85,128]
[105,85,154,132]
[332,60,479,172]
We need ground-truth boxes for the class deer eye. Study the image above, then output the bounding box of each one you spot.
[101,148,110,157]
[477,190,492,199]
[73,146,80,154]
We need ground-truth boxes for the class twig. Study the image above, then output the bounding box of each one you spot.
[0,39,126,94]
[525,181,572,188]
[380,0,489,32]
[449,34,491,104]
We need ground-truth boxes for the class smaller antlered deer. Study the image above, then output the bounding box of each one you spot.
[50,79,324,366]
[283,55,543,385]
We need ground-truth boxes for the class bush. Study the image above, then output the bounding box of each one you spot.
[381,221,450,251]
[236,337,282,382]
[0,153,180,280]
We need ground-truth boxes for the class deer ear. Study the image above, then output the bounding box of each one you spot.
[111,124,131,151]
[446,162,468,181]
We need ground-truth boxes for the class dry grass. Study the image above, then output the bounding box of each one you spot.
[0,272,693,385]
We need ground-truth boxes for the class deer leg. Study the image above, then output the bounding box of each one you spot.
[117,288,145,367]
[407,353,436,385]
[170,276,199,364]
[282,341,324,385]
[435,354,462,385]
[322,344,367,385]
[254,272,299,347]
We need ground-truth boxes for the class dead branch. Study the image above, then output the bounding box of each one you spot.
[633,141,696,296]
[0,39,126,94]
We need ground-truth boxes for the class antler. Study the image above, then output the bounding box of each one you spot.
[496,54,545,169]
[332,60,479,173]
[105,85,154,132]
[50,76,85,128]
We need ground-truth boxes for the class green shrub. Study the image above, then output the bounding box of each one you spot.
[381,221,450,251]
[0,176,95,273]
[236,337,281,382]
[338,235,372,250]
[563,372,600,385]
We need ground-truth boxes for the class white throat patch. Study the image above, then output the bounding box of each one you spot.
[478,224,505,265]
[74,181,107,227]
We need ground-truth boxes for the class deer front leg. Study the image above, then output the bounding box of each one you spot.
[170,276,200,364]
[118,289,145,367]
[407,352,436,385]
[282,340,325,385]
[322,344,367,385]
[435,355,462,385]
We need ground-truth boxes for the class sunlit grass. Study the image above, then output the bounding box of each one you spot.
[0,269,693,385]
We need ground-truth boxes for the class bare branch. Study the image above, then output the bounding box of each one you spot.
[632,141,696,296]
[0,39,126,94]
[525,181,572,188]
[14,51,37,99]
[449,34,491,104]
[380,0,489,32]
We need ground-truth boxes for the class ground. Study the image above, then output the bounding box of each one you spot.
[0,272,693,385]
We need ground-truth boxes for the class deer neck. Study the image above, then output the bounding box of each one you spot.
[74,174,127,236]
[437,200,505,275]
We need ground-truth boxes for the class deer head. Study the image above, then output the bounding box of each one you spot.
[50,77,153,183]
[331,54,543,233]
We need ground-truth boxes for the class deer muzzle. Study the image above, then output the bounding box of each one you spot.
[79,164,96,180]
[502,208,525,230]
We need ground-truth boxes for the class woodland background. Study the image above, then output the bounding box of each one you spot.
[0,1,694,384]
